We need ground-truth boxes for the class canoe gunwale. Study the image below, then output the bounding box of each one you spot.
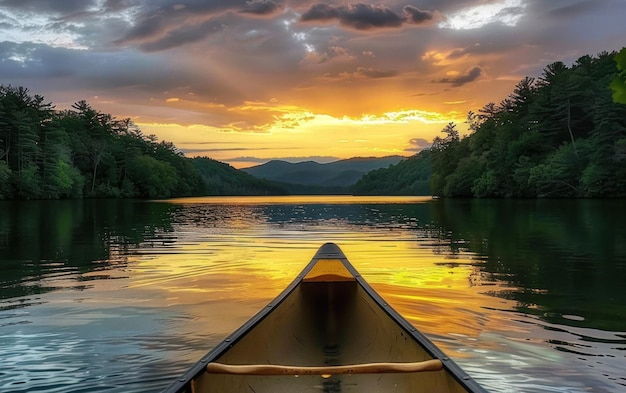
[162,247,323,393]
[349,262,486,393]
[317,243,486,393]
[161,243,487,393]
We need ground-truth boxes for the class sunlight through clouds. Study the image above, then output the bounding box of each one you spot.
[222,101,460,133]
[439,0,527,30]
[360,109,461,125]
[2,0,624,166]
[283,15,316,54]
[263,109,457,129]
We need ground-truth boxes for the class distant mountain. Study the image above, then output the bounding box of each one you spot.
[352,150,431,196]
[242,156,405,192]
[191,157,289,195]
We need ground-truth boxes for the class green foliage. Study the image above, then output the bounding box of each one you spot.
[15,164,42,199]
[129,155,177,198]
[0,161,11,198]
[611,48,626,104]
[0,85,285,200]
[580,163,613,197]
[430,50,626,198]
[355,49,626,198]
[472,170,502,198]
[352,150,431,195]
[528,143,582,197]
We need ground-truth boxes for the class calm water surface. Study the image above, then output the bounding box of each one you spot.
[0,196,625,392]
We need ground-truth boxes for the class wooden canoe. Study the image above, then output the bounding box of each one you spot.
[163,243,487,393]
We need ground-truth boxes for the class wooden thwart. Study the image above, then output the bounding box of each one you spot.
[206,359,443,376]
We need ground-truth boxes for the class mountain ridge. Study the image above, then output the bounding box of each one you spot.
[241,156,405,191]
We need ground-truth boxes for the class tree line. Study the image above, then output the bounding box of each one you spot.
[355,49,626,198]
[0,86,286,199]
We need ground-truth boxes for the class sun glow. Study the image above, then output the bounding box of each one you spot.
[137,104,464,167]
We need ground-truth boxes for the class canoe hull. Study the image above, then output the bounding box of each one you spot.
[163,243,486,393]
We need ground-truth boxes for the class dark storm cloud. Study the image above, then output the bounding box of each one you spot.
[0,0,96,15]
[240,0,283,16]
[300,3,436,30]
[434,66,482,87]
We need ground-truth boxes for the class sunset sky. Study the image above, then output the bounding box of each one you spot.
[1,0,625,168]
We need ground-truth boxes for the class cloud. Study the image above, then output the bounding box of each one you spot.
[112,1,249,48]
[0,41,242,112]
[434,66,483,87]
[303,45,356,64]
[240,0,283,16]
[403,6,438,24]
[135,18,225,52]
[0,0,96,15]
[111,1,283,52]
[2,0,626,165]
[439,0,527,30]
[103,0,131,12]
[542,0,598,19]
[300,3,437,31]
[356,67,397,79]
[405,137,432,152]
[324,67,397,80]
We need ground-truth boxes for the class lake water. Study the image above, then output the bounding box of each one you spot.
[0,196,625,392]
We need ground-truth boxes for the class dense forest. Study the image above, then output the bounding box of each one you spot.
[356,49,626,198]
[0,86,286,199]
[352,150,431,195]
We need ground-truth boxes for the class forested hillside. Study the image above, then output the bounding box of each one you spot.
[432,51,626,198]
[352,150,431,195]
[0,86,284,199]
[356,50,626,198]
[192,157,288,195]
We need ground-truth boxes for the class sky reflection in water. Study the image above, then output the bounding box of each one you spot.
[0,196,625,392]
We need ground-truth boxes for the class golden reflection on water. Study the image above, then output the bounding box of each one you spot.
[122,230,507,361]
[3,197,625,393]
[75,196,621,392]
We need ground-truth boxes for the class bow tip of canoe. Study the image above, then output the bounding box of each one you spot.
[314,243,346,259]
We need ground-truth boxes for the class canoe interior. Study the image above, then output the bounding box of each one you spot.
[187,280,471,393]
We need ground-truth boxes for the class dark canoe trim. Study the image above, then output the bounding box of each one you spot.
[162,243,487,393]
